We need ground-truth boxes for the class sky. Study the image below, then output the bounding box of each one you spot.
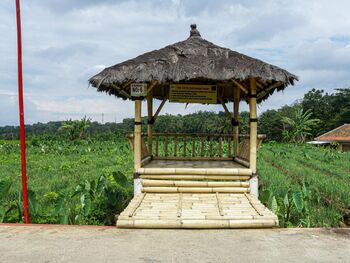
[1,0,350,126]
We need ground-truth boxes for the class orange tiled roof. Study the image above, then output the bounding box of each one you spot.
[315,124,350,141]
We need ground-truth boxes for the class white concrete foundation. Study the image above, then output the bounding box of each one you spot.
[249,175,259,197]
[133,178,142,195]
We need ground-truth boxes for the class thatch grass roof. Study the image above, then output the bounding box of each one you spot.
[89,25,298,103]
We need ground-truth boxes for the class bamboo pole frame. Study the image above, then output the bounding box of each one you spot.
[249,78,257,174]
[147,85,154,157]
[137,167,252,175]
[134,100,142,171]
[233,87,240,158]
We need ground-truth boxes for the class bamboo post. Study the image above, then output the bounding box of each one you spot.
[200,137,205,157]
[192,136,195,157]
[183,136,187,157]
[233,87,240,157]
[155,135,159,157]
[249,78,258,197]
[147,88,153,157]
[174,135,177,157]
[227,136,232,158]
[164,135,168,157]
[134,99,142,195]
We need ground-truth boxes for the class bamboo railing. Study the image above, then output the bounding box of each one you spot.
[152,133,234,161]
[128,133,266,165]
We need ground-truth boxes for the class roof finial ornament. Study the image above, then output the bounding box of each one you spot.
[190,24,201,38]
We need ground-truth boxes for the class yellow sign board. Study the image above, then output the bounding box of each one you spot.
[169,84,217,104]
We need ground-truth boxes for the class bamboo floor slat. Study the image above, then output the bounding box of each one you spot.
[117,193,278,229]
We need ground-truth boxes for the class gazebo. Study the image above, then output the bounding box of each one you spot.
[89,25,298,228]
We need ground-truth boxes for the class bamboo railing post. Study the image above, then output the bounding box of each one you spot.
[183,135,187,158]
[155,135,159,157]
[147,88,153,157]
[164,135,168,157]
[200,136,205,157]
[174,135,177,157]
[192,136,195,157]
[227,136,232,158]
[233,87,240,158]
[209,136,213,157]
[134,99,142,195]
[249,78,258,197]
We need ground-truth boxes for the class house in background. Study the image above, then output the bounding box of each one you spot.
[312,124,350,152]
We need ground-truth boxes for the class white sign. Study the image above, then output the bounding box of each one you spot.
[131,83,147,97]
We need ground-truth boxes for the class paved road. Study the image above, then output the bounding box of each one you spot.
[0,224,349,263]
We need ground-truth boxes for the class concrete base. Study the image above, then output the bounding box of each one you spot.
[0,225,349,263]
[249,174,259,197]
[133,178,142,195]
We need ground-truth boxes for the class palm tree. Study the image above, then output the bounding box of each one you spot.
[282,107,320,143]
[60,116,91,140]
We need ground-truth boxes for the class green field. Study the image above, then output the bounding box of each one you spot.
[0,139,349,227]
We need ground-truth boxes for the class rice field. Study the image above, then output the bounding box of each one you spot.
[0,139,349,227]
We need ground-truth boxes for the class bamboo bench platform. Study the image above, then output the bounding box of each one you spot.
[117,193,278,228]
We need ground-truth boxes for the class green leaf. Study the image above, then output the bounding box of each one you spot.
[293,191,304,212]
[27,190,39,216]
[259,189,272,205]
[112,171,128,188]
[0,179,12,199]
[59,214,69,224]
[283,193,289,208]
[271,196,278,214]
[96,176,106,197]
[83,197,91,216]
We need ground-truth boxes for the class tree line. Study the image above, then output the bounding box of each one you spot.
[0,88,349,142]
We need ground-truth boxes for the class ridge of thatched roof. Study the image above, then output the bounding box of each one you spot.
[89,24,298,103]
[315,124,350,142]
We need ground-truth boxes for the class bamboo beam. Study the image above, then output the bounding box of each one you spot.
[147,80,157,95]
[153,97,167,120]
[234,87,240,157]
[111,83,131,99]
[232,79,248,94]
[249,78,257,174]
[218,95,231,120]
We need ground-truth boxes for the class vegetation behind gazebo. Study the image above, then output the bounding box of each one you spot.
[89,25,298,197]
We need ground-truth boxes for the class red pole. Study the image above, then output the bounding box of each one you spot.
[16,0,30,224]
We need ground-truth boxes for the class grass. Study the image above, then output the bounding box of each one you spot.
[1,138,349,227]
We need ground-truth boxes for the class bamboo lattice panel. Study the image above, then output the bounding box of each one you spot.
[117,193,278,228]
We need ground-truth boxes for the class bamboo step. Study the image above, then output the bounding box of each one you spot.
[142,179,249,188]
[142,187,250,193]
[117,193,279,229]
[140,175,250,180]
[137,167,252,176]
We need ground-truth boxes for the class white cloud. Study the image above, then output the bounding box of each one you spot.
[1,0,350,125]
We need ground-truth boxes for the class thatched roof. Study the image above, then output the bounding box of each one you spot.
[89,24,298,103]
[315,124,350,142]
